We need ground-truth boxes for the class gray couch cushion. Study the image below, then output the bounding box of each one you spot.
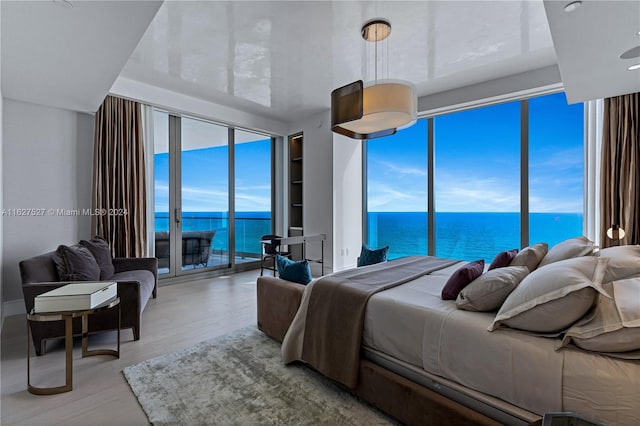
[111,270,155,311]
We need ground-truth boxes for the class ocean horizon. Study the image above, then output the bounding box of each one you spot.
[155,211,583,262]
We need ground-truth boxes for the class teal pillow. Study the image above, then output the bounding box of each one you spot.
[276,255,312,285]
[357,243,389,267]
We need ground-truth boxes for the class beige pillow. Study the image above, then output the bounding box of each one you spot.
[538,236,594,268]
[456,266,529,312]
[509,242,548,271]
[562,278,640,353]
[597,245,640,282]
[489,256,608,333]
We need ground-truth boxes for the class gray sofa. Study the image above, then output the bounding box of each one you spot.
[20,252,157,356]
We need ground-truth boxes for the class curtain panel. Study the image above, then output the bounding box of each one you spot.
[600,92,639,247]
[92,95,147,257]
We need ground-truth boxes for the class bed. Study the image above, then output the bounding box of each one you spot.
[264,242,640,426]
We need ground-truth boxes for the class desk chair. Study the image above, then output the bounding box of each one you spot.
[260,235,291,276]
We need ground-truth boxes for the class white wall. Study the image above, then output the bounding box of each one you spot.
[332,134,362,271]
[2,99,94,307]
[0,3,4,327]
[288,110,334,275]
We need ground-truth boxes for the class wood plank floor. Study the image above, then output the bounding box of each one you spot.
[1,270,262,425]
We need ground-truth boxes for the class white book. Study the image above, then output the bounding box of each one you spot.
[34,282,117,313]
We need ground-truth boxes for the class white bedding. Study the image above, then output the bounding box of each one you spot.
[362,262,640,426]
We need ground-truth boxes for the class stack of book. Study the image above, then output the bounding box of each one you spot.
[34,282,117,313]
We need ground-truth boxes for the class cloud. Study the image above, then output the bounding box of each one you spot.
[368,181,427,211]
[375,160,427,177]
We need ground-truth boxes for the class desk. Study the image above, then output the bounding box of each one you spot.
[27,297,120,395]
[261,234,326,276]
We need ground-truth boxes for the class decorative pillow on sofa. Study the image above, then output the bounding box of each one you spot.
[597,245,640,283]
[488,249,518,270]
[80,236,114,280]
[509,242,548,272]
[357,243,389,267]
[561,278,640,354]
[489,256,609,333]
[276,255,312,285]
[441,260,484,300]
[538,236,594,268]
[52,244,101,281]
[456,266,529,312]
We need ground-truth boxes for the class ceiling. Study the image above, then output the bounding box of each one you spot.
[1,0,162,113]
[118,0,557,122]
[1,1,638,123]
[544,0,640,104]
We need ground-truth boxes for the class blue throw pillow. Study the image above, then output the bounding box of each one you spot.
[357,243,389,267]
[276,255,312,285]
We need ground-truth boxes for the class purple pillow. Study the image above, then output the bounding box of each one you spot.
[441,260,485,300]
[488,249,519,271]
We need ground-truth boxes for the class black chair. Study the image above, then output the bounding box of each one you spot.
[260,235,291,276]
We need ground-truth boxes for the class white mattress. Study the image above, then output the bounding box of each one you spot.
[362,263,640,426]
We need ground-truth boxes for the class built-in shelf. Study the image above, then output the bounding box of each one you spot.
[289,133,303,241]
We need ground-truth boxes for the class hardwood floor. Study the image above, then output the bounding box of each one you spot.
[1,270,261,425]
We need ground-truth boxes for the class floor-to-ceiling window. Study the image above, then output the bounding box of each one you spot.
[153,111,274,277]
[364,91,584,262]
[366,119,428,259]
[434,101,520,261]
[529,92,584,247]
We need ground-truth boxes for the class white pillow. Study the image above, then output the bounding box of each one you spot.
[561,278,640,353]
[538,236,594,268]
[597,245,640,282]
[489,256,609,333]
[456,266,529,312]
[509,242,548,272]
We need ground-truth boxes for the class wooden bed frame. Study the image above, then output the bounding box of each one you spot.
[257,276,540,426]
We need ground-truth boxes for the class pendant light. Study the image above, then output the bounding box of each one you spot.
[331,18,417,140]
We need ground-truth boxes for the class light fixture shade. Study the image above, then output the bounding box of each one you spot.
[331,81,417,139]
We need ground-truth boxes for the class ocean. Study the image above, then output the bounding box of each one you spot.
[155,211,583,263]
[368,212,583,262]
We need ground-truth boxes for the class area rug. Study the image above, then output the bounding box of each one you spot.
[123,327,395,425]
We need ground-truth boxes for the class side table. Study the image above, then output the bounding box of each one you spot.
[27,297,121,395]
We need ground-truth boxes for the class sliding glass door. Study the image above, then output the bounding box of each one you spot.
[234,130,272,263]
[180,117,230,270]
[153,111,273,277]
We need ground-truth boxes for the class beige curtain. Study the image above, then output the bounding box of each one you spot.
[92,95,147,257]
[600,92,639,247]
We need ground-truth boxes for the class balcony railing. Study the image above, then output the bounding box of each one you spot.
[155,213,271,260]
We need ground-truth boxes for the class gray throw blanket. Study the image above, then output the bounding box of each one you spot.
[295,256,458,388]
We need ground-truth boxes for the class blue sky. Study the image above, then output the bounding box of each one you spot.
[156,92,583,215]
[368,92,584,212]
[155,138,271,213]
